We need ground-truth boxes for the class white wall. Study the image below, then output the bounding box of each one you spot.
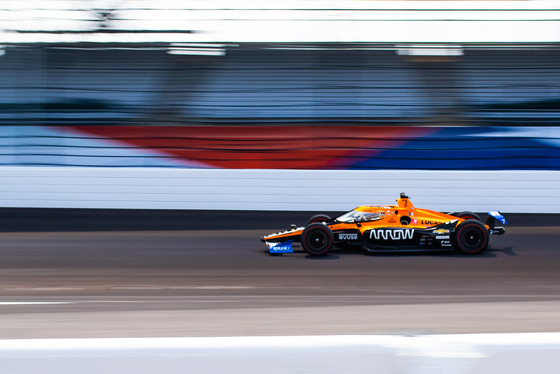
[1,167,559,213]
[1,334,559,374]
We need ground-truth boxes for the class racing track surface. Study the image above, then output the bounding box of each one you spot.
[0,211,559,339]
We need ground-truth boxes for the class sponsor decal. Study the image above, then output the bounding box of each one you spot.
[369,229,415,241]
[338,233,358,241]
[436,235,450,240]
[433,229,450,234]
[269,241,294,254]
[420,219,439,225]
[412,219,418,224]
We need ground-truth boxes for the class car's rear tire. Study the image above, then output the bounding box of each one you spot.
[453,219,489,254]
[448,211,482,222]
[306,214,332,225]
[301,223,334,256]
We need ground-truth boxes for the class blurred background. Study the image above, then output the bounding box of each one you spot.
[0,2,560,364]
[1,1,560,214]
[1,0,559,168]
[0,0,560,213]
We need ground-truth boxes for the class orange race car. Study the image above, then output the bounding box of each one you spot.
[261,193,507,256]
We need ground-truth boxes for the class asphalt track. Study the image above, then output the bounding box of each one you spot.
[0,211,559,339]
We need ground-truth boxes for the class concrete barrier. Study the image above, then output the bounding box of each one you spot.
[0,334,559,374]
[1,167,560,213]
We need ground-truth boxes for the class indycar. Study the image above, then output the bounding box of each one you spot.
[261,193,507,256]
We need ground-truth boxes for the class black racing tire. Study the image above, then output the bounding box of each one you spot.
[448,211,483,222]
[301,223,334,256]
[306,214,332,225]
[453,219,489,254]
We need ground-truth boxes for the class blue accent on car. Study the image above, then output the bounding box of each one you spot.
[488,211,508,225]
[269,240,294,254]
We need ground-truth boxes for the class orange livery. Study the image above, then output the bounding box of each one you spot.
[261,193,506,256]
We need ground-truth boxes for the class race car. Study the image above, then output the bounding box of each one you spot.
[261,193,506,256]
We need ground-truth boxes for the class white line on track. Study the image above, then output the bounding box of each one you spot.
[111,286,257,290]
[4,288,86,291]
[169,286,257,290]
[0,302,73,306]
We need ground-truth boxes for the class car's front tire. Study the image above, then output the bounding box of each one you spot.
[301,223,334,256]
[453,219,489,254]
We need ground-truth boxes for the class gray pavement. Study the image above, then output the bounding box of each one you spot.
[0,226,558,338]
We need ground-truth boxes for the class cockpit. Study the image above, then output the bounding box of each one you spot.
[336,210,384,223]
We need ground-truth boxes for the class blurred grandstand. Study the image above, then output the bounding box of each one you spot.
[1,0,559,126]
[0,1,559,169]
